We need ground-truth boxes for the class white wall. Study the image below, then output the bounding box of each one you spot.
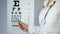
[34,0,44,26]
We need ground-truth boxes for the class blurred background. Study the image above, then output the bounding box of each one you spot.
[0,0,44,34]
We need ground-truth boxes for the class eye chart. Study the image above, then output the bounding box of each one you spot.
[7,0,34,33]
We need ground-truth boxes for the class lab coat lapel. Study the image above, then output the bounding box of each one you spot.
[39,6,50,25]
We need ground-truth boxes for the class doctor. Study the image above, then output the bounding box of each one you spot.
[18,0,60,34]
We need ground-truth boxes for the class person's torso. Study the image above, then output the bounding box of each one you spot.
[39,1,60,33]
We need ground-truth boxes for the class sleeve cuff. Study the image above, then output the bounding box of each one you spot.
[28,26,40,34]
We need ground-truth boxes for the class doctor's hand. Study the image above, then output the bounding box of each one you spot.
[18,22,28,32]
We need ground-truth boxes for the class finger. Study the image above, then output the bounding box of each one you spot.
[18,23,24,30]
[19,22,25,27]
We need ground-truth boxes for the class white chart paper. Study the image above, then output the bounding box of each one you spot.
[7,0,34,33]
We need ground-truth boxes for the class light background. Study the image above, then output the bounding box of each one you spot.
[0,0,44,34]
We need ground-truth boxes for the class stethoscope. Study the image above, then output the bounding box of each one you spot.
[41,1,56,25]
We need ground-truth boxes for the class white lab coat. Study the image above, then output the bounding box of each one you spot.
[28,0,60,34]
